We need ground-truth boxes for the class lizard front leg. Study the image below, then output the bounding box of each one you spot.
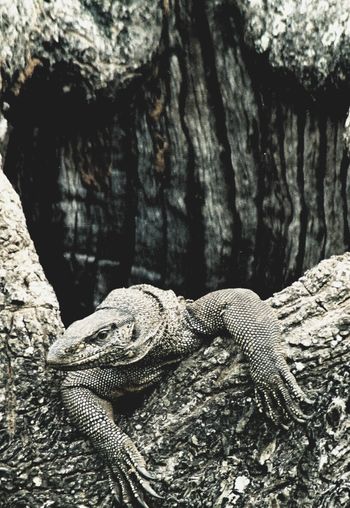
[61,370,161,507]
[187,288,313,426]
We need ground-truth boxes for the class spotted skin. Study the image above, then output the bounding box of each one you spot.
[47,285,312,507]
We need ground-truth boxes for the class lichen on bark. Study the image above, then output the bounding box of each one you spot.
[239,0,350,89]
[0,0,163,98]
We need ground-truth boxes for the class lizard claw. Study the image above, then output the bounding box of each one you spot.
[136,465,160,482]
[296,392,315,405]
[140,479,163,499]
[252,358,314,427]
[106,436,162,507]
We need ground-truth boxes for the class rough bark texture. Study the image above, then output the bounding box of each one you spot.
[0,0,162,98]
[0,1,350,506]
[0,167,349,506]
[240,0,350,88]
[0,164,65,506]
[1,0,349,324]
[127,252,350,508]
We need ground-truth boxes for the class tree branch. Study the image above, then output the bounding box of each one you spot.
[1,167,349,505]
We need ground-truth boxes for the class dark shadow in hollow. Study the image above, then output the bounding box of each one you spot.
[3,65,137,326]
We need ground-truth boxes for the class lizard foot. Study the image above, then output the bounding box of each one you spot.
[106,436,162,507]
[252,358,314,427]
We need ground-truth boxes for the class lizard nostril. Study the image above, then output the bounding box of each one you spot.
[65,345,75,354]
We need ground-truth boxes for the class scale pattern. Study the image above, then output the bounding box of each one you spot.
[47,285,312,507]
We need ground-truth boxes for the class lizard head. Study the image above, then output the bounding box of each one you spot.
[47,308,160,370]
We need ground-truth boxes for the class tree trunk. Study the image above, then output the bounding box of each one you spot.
[1,1,350,507]
[1,0,349,324]
[126,252,350,507]
[1,162,349,506]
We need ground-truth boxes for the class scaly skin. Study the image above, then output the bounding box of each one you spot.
[47,284,312,507]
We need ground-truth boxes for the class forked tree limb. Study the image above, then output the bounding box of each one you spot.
[0,166,349,507]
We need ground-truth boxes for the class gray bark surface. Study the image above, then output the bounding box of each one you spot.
[239,0,350,88]
[0,165,65,506]
[0,1,350,506]
[0,1,349,323]
[126,252,350,507]
[0,163,349,506]
[0,0,162,97]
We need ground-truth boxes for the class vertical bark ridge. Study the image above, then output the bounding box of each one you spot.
[339,149,350,246]
[323,119,345,258]
[173,0,206,297]
[2,0,350,318]
[295,109,308,280]
[196,2,241,288]
[205,3,260,287]
[316,114,327,261]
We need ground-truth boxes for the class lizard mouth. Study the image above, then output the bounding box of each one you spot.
[46,346,147,370]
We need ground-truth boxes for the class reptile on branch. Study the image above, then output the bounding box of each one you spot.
[47,284,313,507]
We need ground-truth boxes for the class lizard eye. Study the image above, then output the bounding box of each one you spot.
[97,329,109,340]
[86,329,109,344]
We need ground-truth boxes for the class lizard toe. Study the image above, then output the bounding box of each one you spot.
[115,439,163,506]
[277,382,313,424]
[261,390,280,426]
[138,477,163,499]
[254,388,264,414]
[279,366,315,406]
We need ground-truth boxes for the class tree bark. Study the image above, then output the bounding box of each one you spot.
[1,1,349,324]
[1,1,350,507]
[1,161,349,506]
[126,252,350,507]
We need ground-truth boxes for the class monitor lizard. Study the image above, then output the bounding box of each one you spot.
[47,284,313,507]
